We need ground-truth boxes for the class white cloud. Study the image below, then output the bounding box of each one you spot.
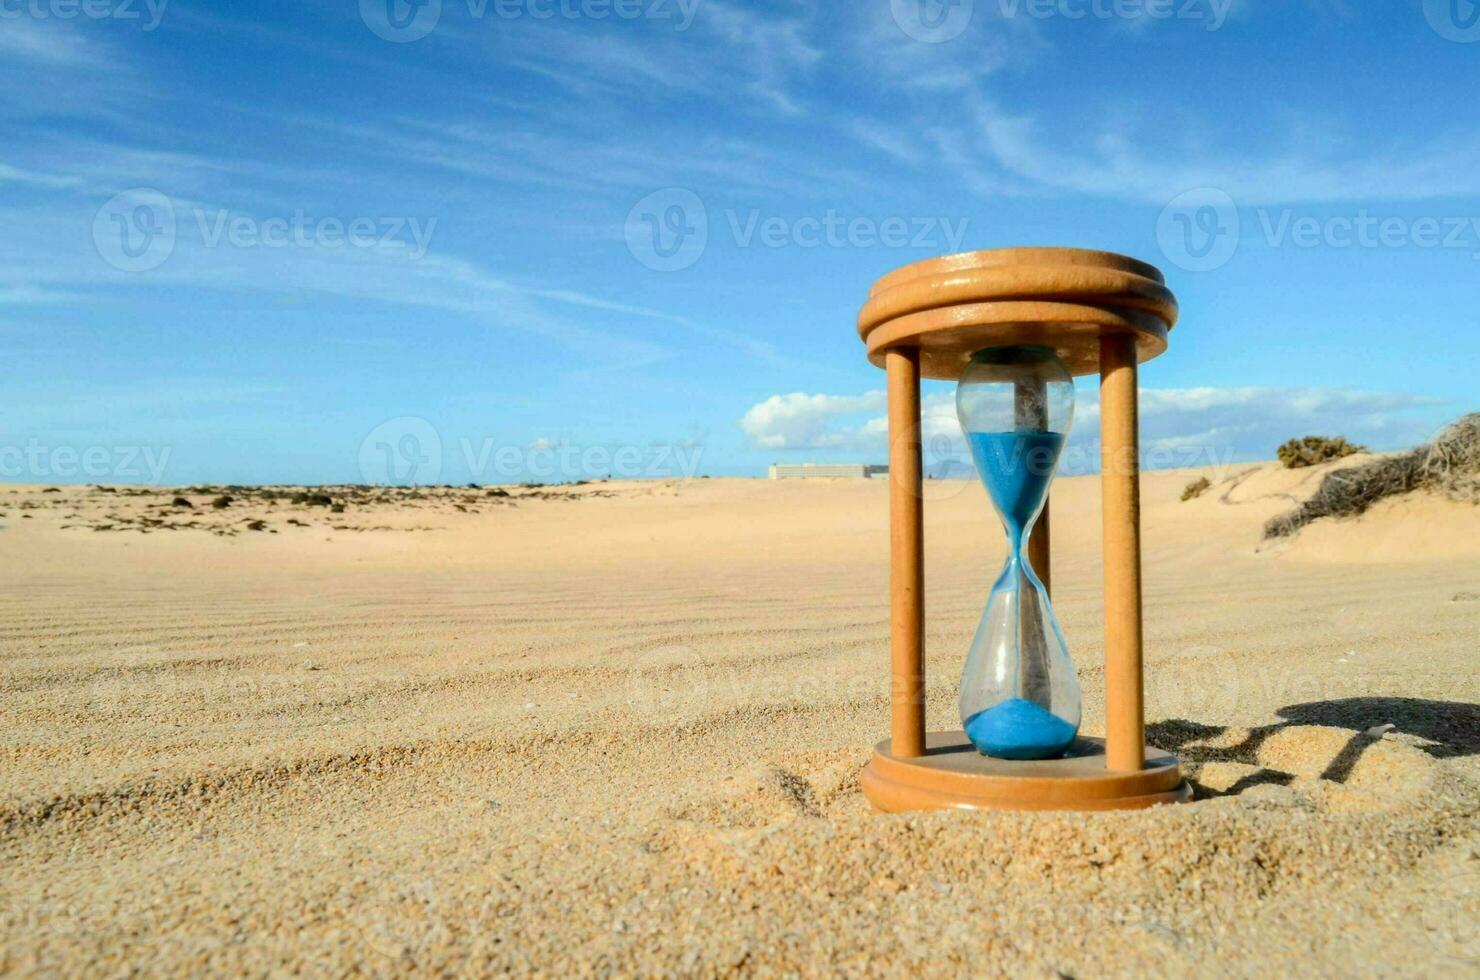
[740,384,1447,467]
[1128,385,1444,464]
[738,391,885,449]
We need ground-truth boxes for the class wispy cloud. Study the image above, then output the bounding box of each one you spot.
[933,95,1480,205]
[0,18,102,66]
[472,0,819,116]
[845,119,926,167]
[844,1,1038,92]
[698,0,821,115]
[0,18,149,127]
[823,4,1480,208]
[0,163,82,189]
[0,181,801,375]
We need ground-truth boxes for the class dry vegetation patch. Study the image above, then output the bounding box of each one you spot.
[1181,476,1211,501]
[1276,435,1366,469]
[1264,413,1480,539]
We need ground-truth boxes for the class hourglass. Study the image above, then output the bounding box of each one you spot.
[856,247,1191,812]
[958,345,1079,760]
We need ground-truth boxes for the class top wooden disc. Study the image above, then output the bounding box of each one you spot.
[858,247,1179,379]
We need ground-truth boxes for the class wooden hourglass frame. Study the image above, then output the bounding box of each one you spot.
[857,247,1192,812]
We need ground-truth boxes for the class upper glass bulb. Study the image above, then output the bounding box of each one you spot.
[956,345,1074,449]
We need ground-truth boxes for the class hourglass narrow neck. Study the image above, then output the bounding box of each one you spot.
[1002,512,1043,566]
[968,429,1063,567]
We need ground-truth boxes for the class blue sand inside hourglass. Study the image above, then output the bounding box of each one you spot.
[964,429,1076,759]
[966,430,1065,538]
[964,699,1078,760]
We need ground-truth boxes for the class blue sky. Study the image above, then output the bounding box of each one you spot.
[1,0,1476,485]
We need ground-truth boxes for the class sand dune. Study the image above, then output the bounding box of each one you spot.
[1,461,1478,975]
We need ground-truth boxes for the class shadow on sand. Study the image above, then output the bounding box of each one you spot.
[1275,697,1480,757]
[1148,697,1479,798]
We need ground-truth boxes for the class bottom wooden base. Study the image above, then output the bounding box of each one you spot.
[861,730,1191,813]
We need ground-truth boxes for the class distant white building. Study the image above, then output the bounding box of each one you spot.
[769,463,889,480]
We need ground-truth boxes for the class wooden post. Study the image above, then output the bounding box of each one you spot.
[887,348,925,758]
[1015,376,1052,598]
[1028,503,1050,597]
[1014,375,1052,702]
[1099,334,1145,771]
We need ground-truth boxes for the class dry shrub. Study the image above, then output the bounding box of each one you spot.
[1181,477,1211,501]
[1276,435,1366,469]
[1264,413,1480,539]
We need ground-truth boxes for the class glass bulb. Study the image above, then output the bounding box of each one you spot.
[956,345,1081,759]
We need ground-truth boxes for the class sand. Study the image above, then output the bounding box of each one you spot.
[1,460,1478,976]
